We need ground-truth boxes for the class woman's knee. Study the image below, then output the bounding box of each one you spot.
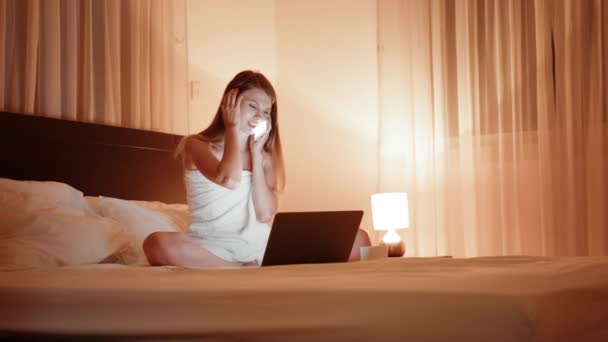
[143,232,181,266]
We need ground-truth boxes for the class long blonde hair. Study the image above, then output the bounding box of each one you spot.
[176,70,286,191]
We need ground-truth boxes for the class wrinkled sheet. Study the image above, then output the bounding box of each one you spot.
[1,256,608,341]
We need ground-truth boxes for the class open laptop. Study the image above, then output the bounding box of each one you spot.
[261,210,364,267]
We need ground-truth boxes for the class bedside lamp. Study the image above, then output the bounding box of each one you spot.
[371,192,409,257]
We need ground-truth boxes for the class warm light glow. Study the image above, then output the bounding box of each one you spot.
[252,120,267,140]
[382,229,402,243]
[371,192,409,231]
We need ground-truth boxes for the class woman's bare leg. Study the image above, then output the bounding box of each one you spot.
[143,232,241,268]
[348,228,372,262]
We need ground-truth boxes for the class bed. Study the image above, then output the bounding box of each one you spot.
[1,112,608,341]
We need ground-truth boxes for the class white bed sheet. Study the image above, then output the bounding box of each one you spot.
[1,256,608,341]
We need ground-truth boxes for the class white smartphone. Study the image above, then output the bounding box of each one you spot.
[252,121,267,141]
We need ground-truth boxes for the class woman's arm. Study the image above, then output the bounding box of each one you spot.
[249,119,278,223]
[187,89,243,189]
[250,150,278,223]
[186,128,242,189]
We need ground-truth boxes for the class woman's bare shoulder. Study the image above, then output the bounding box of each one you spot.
[182,135,215,170]
[184,134,208,149]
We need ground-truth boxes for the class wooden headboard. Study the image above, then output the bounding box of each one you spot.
[0,112,187,204]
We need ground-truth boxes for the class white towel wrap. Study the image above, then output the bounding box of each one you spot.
[184,169,269,264]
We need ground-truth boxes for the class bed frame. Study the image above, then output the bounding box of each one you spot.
[0,112,187,203]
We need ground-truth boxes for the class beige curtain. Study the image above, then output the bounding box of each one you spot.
[0,0,189,134]
[378,0,607,257]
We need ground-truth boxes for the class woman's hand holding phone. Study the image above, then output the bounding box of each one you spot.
[252,120,267,141]
[249,117,271,157]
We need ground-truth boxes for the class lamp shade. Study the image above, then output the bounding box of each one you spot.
[371,192,409,231]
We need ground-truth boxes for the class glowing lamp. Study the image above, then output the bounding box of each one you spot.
[371,192,409,257]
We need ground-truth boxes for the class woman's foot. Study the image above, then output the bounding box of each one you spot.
[348,229,372,262]
[143,232,241,268]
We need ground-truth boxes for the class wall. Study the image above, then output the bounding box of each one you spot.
[187,0,277,131]
[274,0,378,234]
[187,0,379,237]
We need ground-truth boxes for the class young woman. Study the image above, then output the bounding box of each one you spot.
[143,70,370,268]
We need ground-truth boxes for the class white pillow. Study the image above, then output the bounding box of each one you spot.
[0,178,93,212]
[0,191,128,268]
[96,197,189,265]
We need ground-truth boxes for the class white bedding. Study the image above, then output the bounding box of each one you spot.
[0,178,189,268]
[2,178,607,340]
[2,256,608,341]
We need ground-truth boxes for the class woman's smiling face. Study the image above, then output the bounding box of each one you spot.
[238,88,272,134]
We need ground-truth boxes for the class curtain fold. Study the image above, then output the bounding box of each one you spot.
[378,0,607,257]
[0,0,189,134]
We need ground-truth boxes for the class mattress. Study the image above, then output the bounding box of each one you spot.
[2,256,608,341]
